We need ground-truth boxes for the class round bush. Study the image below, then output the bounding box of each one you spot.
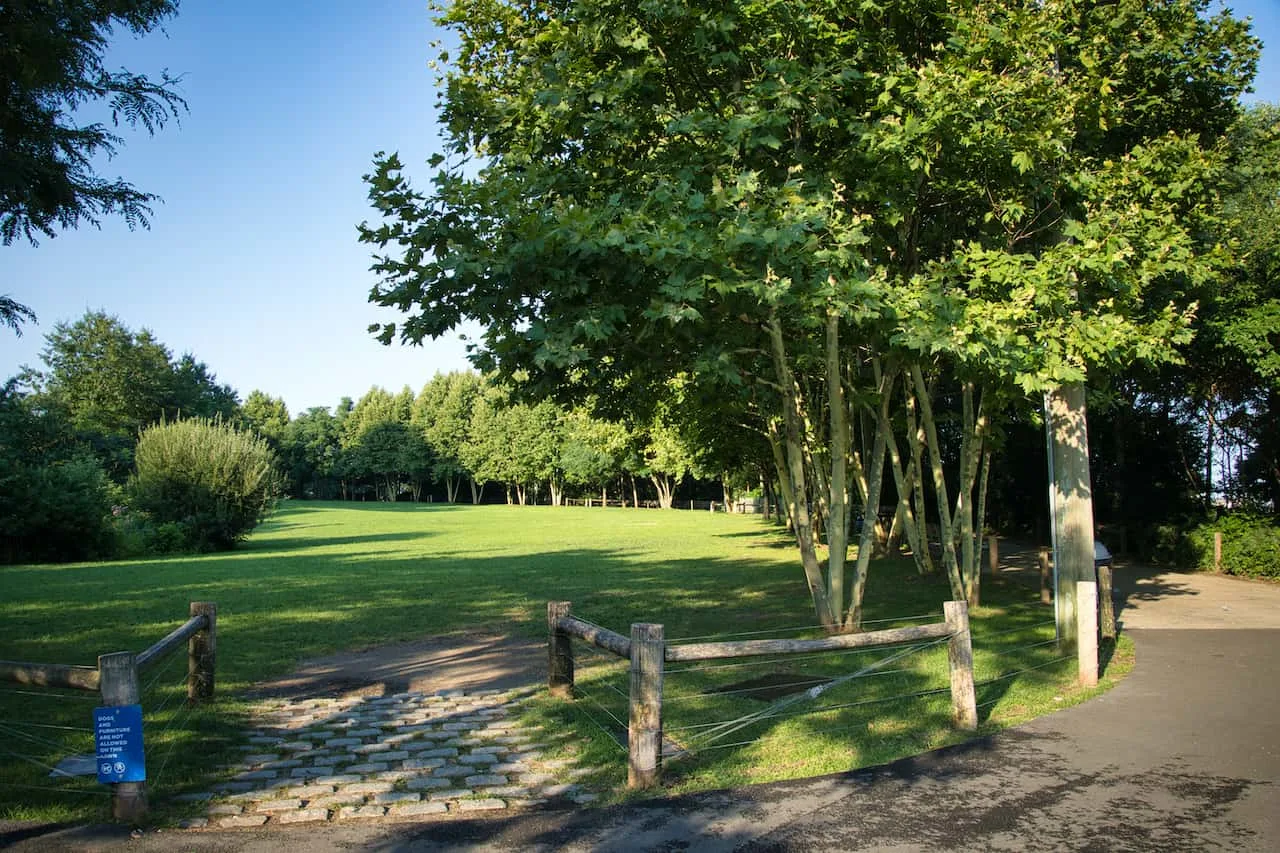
[128,418,282,551]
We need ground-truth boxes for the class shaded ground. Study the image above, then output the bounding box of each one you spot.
[245,634,546,701]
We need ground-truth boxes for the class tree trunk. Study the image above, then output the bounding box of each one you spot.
[880,383,928,573]
[826,311,850,624]
[1048,384,1097,648]
[768,316,838,630]
[904,376,935,574]
[912,364,965,601]
[845,360,894,631]
[972,447,992,606]
[470,479,484,505]
[769,422,796,532]
[650,474,675,509]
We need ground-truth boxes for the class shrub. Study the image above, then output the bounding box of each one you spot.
[128,418,282,551]
[0,453,115,563]
[1187,514,1280,580]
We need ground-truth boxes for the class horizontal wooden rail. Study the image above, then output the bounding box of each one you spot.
[555,615,631,659]
[664,621,953,662]
[0,659,100,691]
[136,613,208,670]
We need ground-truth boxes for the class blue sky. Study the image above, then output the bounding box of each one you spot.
[1,0,1278,415]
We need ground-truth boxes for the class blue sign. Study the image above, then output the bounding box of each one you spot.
[94,705,146,784]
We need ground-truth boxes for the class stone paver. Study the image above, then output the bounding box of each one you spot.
[190,687,592,829]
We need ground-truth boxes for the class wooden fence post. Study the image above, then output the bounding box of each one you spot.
[1097,566,1116,641]
[188,602,216,704]
[986,536,999,576]
[98,652,148,822]
[1214,531,1223,573]
[943,601,978,731]
[1076,581,1099,687]
[1039,547,1052,606]
[547,602,574,697]
[628,623,664,789]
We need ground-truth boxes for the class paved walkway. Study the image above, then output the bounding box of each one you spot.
[179,688,593,829]
[5,561,1278,851]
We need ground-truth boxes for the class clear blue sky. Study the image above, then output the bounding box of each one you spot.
[1,0,1277,415]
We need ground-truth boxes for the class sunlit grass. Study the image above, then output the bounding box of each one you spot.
[0,501,1130,822]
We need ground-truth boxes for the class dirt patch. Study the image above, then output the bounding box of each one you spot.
[245,632,546,701]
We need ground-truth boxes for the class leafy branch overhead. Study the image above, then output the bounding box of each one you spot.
[360,0,1259,627]
[0,0,187,246]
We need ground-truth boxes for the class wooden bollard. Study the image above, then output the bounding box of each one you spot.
[1076,582,1099,687]
[987,536,999,575]
[547,601,574,697]
[98,652,148,822]
[1039,547,1052,606]
[1098,565,1116,641]
[944,601,978,731]
[188,602,217,704]
[1214,531,1223,573]
[628,623,664,789]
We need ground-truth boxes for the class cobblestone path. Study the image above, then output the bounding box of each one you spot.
[178,687,594,829]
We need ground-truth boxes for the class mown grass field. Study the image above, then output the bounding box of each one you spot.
[0,501,1130,822]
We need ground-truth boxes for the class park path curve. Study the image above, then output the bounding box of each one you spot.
[5,560,1279,851]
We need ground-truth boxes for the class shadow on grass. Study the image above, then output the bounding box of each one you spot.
[0,505,1075,824]
[239,530,437,553]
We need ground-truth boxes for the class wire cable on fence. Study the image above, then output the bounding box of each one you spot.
[676,686,957,753]
[144,655,201,787]
[0,781,110,798]
[661,668,915,704]
[0,687,98,702]
[671,638,949,751]
[970,620,1057,642]
[668,613,943,644]
[665,638,947,675]
[976,654,1073,687]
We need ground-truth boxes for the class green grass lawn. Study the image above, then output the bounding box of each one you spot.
[0,500,1130,822]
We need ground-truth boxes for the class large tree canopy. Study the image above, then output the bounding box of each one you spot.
[361,0,1257,628]
[0,0,185,246]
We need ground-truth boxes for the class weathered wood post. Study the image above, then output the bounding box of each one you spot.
[628,623,664,789]
[98,652,148,822]
[986,536,999,575]
[1076,581,1099,687]
[1214,531,1223,573]
[1097,565,1116,641]
[1039,547,1053,606]
[547,601,574,698]
[188,602,217,704]
[943,601,978,731]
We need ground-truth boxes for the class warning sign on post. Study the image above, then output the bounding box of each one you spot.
[94,705,145,784]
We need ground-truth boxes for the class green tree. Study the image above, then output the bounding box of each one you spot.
[241,390,291,446]
[0,0,186,246]
[560,405,631,504]
[24,311,239,484]
[0,381,114,563]
[341,386,400,447]
[362,0,1256,628]
[412,371,483,502]
[280,406,342,498]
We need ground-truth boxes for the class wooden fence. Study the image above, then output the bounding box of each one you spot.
[0,601,216,821]
[547,600,977,789]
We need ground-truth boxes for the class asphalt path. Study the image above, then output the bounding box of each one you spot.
[6,563,1278,852]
